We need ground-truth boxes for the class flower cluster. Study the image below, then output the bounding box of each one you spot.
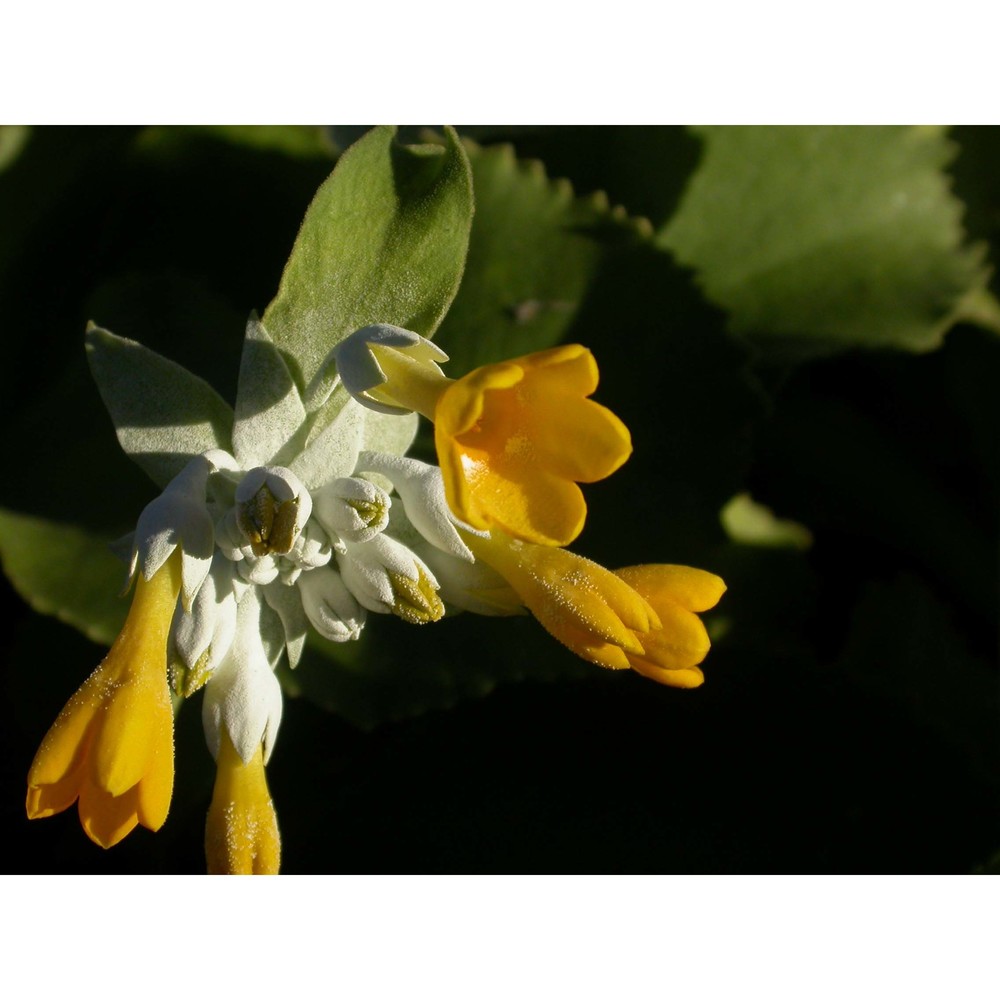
[26,316,724,874]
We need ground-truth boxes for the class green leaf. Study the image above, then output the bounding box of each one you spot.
[0,508,127,646]
[0,125,29,173]
[232,313,307,469]
[659,126,989,359]
[458,126,701,230]
[435,141,650,375]
[86,324,235,488]
[136,125,336,161]
[287,391,418,491]
[720,493,813,551]
[263,126,474,392]
[359,408,419,462]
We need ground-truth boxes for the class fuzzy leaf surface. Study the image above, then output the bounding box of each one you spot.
[263,126,474,392]
[660,126,989,359]
[86,325,234,488]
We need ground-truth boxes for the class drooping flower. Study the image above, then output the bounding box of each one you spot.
[200,586,282,874]
[614,564,727,688]
[204,732,280,876]
[26,551,181,848]
[335,326,632,546]
[465,529,725,686]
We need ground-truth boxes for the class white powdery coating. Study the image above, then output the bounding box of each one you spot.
[132,452,218,605]
[355,451,482,562]
[332,324,449,416]
[313,476,391,543]
[337,533,439,614]
[172,553,238,674]
[413,542,522,617]
[289,521,333,570]
[235,465,313,530]
[202,589,283,765]
[297,566,366,642]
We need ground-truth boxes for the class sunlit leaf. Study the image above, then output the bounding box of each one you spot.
[0,125,30,173]
[720,493,812,550]
[660,126,991,359]
[86,324,234,488]
[232,313,307,469]
[136,125,336,160]
[436,141,650,375]
[263,126,474,393]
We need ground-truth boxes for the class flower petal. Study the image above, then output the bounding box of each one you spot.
[628,658,706,689]
[545,621,636,671]
[616,564,727,613]
[205,735,280,875]
[26,691,98,790]
[78,782,141,849]
[26,758,87,819]
[629,599,712,672]
[453,456,588,548]
[432,346,631,546]
[529,396,632,483]
[468,534,659,658]
[25,552,180,843]
[520,344,598,396]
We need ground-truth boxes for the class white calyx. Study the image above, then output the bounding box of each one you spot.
[331,324,449,415]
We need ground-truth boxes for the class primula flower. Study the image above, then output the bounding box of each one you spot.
[335,326,632,546]
[465,530,725,686]
[205,732,280,876]
[26,551,180,848]
[201,587,283,874]
[614,564,727,688]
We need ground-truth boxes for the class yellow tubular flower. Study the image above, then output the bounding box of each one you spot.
[26,551,181,848]
[205,731,280,875]
[465,532,660,671]
[614,565,727,689]
[434,346,632,547]
[467,533,725,685]
[371,341,632,547]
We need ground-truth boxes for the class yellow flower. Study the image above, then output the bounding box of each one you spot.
[614,564,727,688]
[25,552,180,848]
[205,730,280,875]
[339,328,632,547]
[467,532,724,686]
[433,345,632,547]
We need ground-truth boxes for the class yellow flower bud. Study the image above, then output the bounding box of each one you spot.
[205,731,280,875]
